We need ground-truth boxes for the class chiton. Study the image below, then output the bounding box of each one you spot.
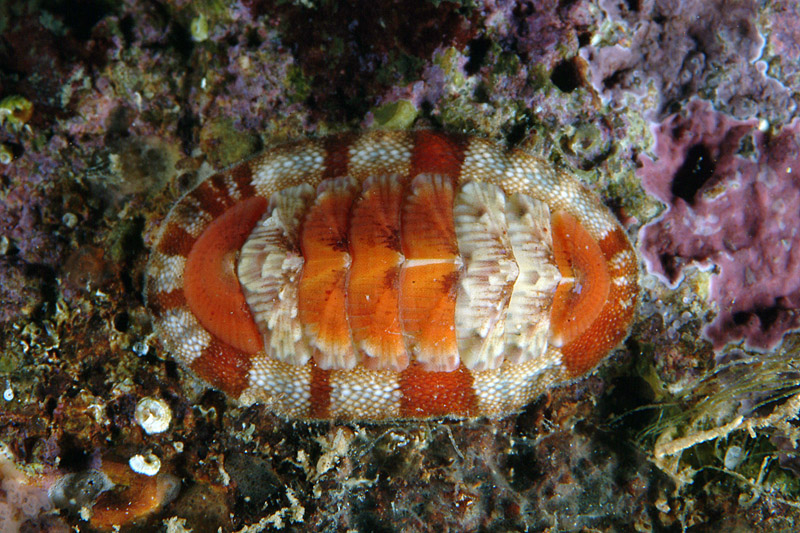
[145,130,638,420]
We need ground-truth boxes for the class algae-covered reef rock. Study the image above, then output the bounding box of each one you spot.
[3,0,800,531]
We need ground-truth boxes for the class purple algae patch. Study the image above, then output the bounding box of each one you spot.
[580,0,796,122]
[639,99,800,350]
[767,0,800,62]
[495,0,596,70]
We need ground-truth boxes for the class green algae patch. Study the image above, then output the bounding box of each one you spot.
[372,101,418,129]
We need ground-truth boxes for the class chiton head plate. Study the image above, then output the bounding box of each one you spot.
[145,130,639,420]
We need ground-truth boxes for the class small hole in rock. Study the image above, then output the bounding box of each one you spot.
[625,0,641,12]
[551,58,583,93]
[670,144,716,204]
[465,37,492,76]
[114,312,129,332]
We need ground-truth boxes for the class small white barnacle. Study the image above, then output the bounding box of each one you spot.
[724,445,746,470]
[129,453,161,476]
[134,397,172,434]
[132,341,150,357]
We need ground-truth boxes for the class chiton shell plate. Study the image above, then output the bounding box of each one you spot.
[145,130,639,420]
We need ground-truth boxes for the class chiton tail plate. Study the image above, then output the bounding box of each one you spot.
[144,130,639,420]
